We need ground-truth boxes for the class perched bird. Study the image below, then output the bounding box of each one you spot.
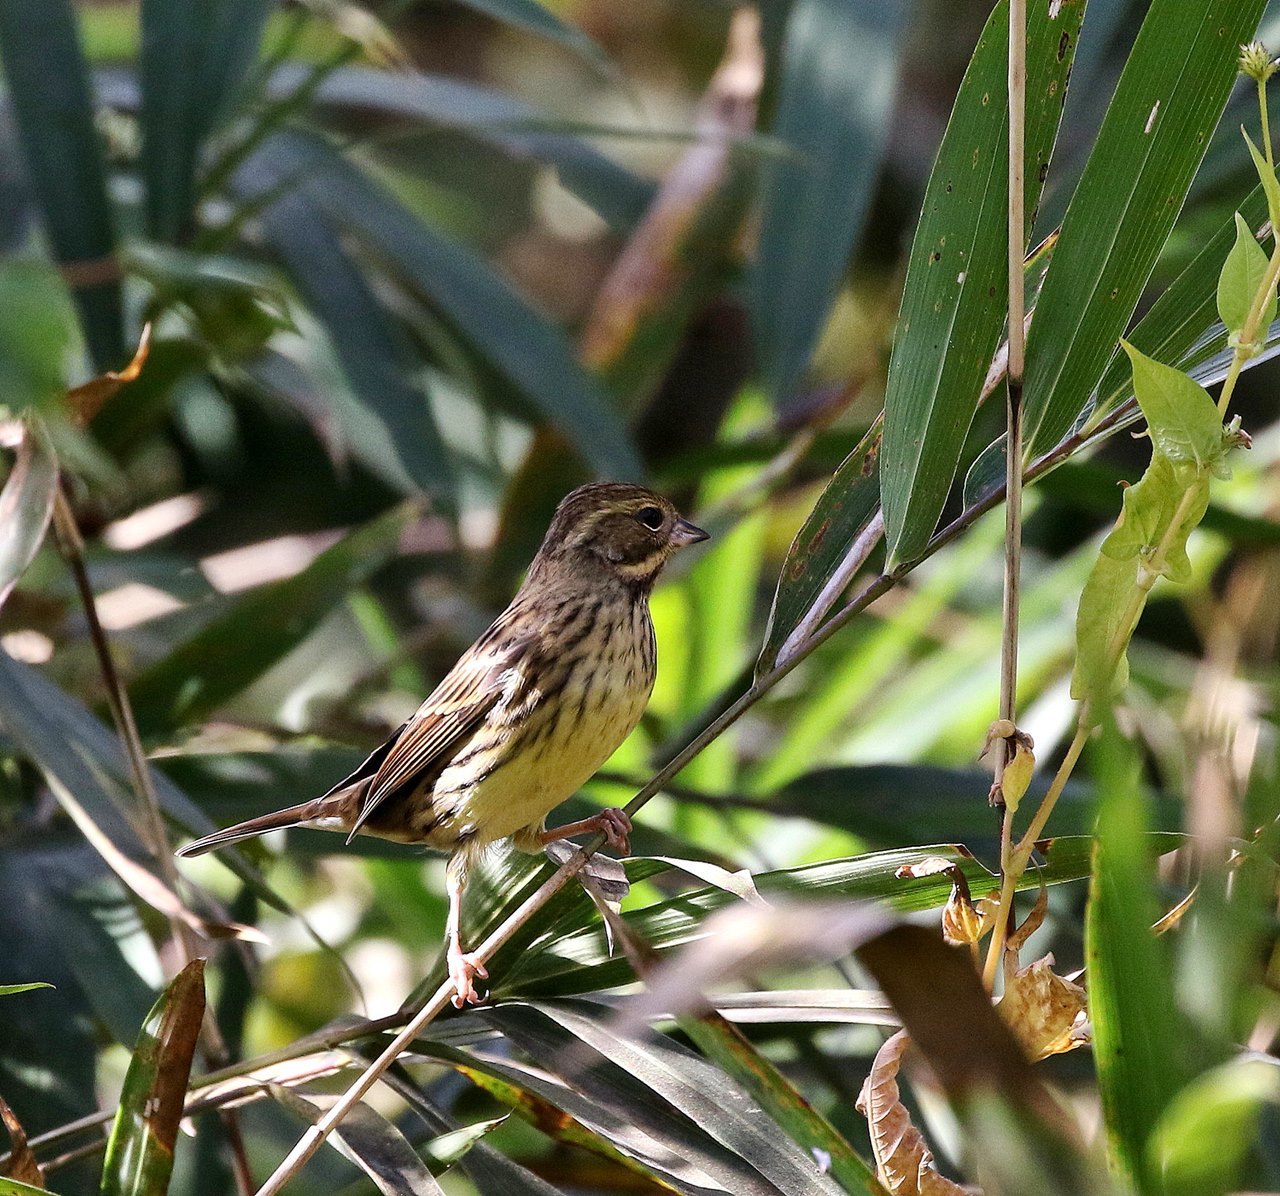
[177,483,708,1005]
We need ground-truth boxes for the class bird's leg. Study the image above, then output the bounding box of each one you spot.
[539,808,632,856]
[444,855,487,1008]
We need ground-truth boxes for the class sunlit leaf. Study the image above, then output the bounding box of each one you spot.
[1022,0,1267,456]
[101,959,206,1196]
[0,416,57,614]
[1217,211,1275,340]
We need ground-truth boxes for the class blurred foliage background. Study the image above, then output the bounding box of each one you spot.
[2,0,1280,1193]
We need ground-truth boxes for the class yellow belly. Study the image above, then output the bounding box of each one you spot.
[440,650,652,849]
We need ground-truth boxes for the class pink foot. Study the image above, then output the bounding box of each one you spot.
[592,807,632,856]
[447,947,489,1008]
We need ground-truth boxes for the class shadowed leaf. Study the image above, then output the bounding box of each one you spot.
[0,416,58,614]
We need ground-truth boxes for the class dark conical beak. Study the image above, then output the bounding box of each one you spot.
[670,517,710,547]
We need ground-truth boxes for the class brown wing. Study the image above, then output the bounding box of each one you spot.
[346,608,536,840]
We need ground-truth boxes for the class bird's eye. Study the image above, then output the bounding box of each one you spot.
[636,505,664,531]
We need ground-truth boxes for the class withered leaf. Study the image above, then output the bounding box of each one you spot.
[997,955,1089,1061]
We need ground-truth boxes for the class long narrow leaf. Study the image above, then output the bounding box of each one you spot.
[127,503,415,734]
[880,0,1080,564]
[261,190,456,502]
[751,0,907,402]
[100,959,206,1196]
[241,131,642,479]
[1086,720,1193,1190]
[0,416,58,612]
[140,0,273,241]
[1022,0,1267,455]
[0,0,123,367]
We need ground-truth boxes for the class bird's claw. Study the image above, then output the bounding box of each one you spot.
[447,948,489,1008]
[594,807,632,856]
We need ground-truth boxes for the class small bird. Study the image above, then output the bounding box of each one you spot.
[177,482,708,1005]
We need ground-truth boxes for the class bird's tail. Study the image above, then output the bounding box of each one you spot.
[175,796,349,858]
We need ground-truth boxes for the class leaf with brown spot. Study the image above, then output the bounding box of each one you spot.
[856,1031,968,1195]
[100,958,206,1196]
[758,418,883,674]
[65,323,151,425]
[0,1095,43,1188]
[997,955,1089,1061]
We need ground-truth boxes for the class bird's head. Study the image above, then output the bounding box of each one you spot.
[532,482,709,589]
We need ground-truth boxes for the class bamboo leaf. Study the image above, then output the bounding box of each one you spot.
[127,503,416,734]
[100,959,206,1196]
[0,416,58,614]
[1086,720,1193,1190]
[0,985,52,999]
[241,131,642,479]
[1022,0,1268,456]
[750,0,906,402]
[880,0,1080,563]
[675,1012,886,1195]
[758,418,881,673]
[269,1085,465,1194]
[140,0,273,241]
[0,0,124,368]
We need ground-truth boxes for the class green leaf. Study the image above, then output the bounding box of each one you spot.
[880,0,1080,563]
[486,1000,846,1196]
[0,415,58,613]
[675,1012,885,1195]
[0,983,53,998]
[1243,126,1280,231]
[140,0,273,241]
[451,0,616,80]
[127,503,416,734]
[498,837,1139,997]
[1022,0,1267,456]
[1072,535,1145,704]
[1093,186,1270,419]
[1098,452,1209,583]
[0,1178,50,1196]
[1217,211,1276,338]
[750,0,906,402]
[1121,340,1224,467]
[261,191,457,503]
[757,418,881,674]
[1086,720,1193,1191]
[1150,1058,1280,1196]
[245,131,643,479]
[269,1086,456,1194]
[101,958,206,1196]
[0,0,124,369]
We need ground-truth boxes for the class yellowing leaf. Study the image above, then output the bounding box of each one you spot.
[1217,211,1276,340]
[997,955,1089,1061]
[857,1031,968,1195]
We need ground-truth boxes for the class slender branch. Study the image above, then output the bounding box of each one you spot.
[986,0,1028,990]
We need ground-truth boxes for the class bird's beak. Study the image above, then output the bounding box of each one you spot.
[670,517,710,547]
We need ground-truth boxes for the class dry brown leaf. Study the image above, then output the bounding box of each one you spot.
[997,954,1089,1061]
[0,1093,45,1187]
[856,1031,970,1195]
[896,858,992,947]
[66,323,151,424]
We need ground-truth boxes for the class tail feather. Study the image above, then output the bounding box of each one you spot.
[176,799,340,858]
